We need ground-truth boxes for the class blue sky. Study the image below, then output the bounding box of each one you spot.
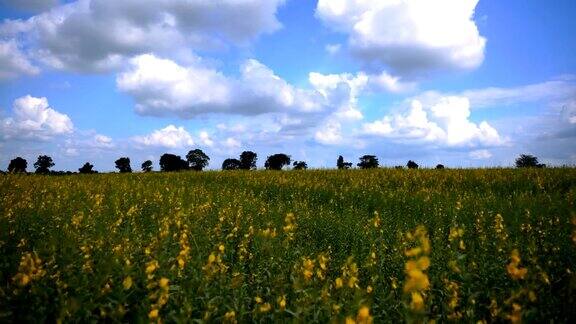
[1,0,575,171]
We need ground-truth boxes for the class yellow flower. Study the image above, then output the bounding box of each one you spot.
[122,276,133,290]
[145,261,158,274]
[277,295,286,311]
[159,277,169,289]
[259,303,272,313]
[410,291,425,311]
[223,310,236,323]
[335,277,344,289]
[357,306,373,324]
[148,309,159,319]
[219,244,225,253]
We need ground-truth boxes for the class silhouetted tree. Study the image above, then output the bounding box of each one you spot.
[515,154,545,168]
[394,165,404,169]
[79,162,96,174]
[239,151,257,170]
[8,157,27,173]
[357,155,379,169]
[407,160,419,169]
[160,154,188,172]
[142,160,153,172]
[34,155,55,174]
[186,149,210,171]
[222,158,241,170]
[337,155,352,169]
[265,153,291,170]
[293,161,308,170]
[436,164,445,169]
[115,157,132,173]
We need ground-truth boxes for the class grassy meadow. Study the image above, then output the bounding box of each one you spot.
[1,168,575,322]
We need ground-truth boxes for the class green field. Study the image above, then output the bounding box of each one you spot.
[1,169,575,323]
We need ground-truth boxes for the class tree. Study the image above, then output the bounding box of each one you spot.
[407,160,419,169]
[293,161,308,170]
[78,162,96,174]
[222,158,241,170]
[186,149,210,171]
[8,157,27,173]
[357,155,379,169]
[435,164,445,169]
[337,155,352,170]
[34,155,55,174]
[515,154,545,168]
[115,157,132,173]
[239,151,258,170]
[142,160,153,172]
[264,153,291,170]
[160,154,188,172]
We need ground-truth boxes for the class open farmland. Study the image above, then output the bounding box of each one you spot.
[1,168,575,322]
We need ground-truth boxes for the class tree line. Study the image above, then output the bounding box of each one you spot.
[2,151,547,175]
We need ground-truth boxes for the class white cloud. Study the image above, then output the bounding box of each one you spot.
[325,43,341,55]
[132,125,194,148]
[117,54,324,118]
[93,134,113,148]
[469,149,492,159]
[316,0,486,75]
[199,131,214,147]
[462,79,576,108]
[222,137,241,149]
[1,95,73,140]
[315,120,343,145]
[0,40,40,80]
[1,0,285,72]
[362,96,504,147]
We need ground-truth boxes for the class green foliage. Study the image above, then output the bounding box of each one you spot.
[1,168,575,322]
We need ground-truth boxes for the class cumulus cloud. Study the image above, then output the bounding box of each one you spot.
[117,54,326,118]
[1,95,73,140]
[1,0,285,72]
[469,149,492,159]
[362,96,503,147]
[315,120,343,145]
[132,125,195,149]
[316,0,486,75]
[0,40,40,80]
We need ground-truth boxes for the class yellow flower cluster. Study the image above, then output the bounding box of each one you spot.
[448,226,466,250]
[202,245,228,278]
[443,279,462,320]
[403,226,431,313]
[283,212,297,241]
[506,249,528,280]
[176,223,191,270]
[255,296,272,313]
[335,257,359,289]
[345,306,373,324]
[12,252,46,287]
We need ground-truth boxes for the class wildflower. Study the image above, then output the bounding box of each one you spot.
[335,277,344,289]
[159,277,169,289]
[277,295,286,311]
[506,249,528,280]
[410,292,425,311]
[357,306,373,324]
[507,303,522,324]
[123,276,133,290]
[148,309,159,320]
[259,303,272,313]
[224,311,237,324]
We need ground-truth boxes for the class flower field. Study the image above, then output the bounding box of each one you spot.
[1,168,575,322]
